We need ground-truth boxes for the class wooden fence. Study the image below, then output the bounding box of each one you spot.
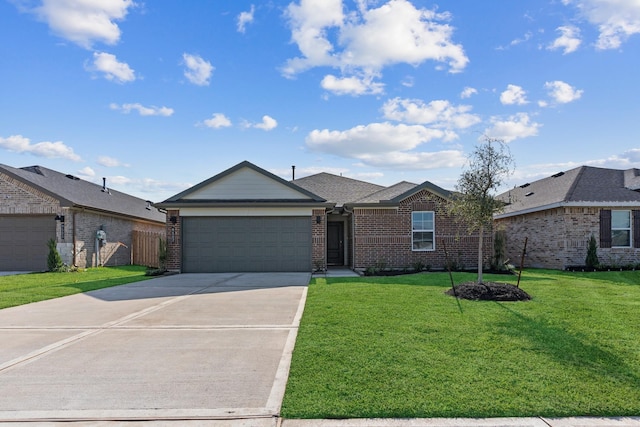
[132,230,164,268]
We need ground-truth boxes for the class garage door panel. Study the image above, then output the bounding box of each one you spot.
[0,216,56,271]
[182,216,311,273]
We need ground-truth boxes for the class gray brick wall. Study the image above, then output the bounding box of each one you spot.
[495,206,640,269]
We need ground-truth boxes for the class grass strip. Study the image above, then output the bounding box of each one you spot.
[0,265,152,309]
[282,270,640,418]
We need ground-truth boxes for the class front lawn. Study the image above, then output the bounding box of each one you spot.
[281,270,640,419]
[0,265,152,309]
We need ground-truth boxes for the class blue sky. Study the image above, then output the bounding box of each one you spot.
[1,0,639,202]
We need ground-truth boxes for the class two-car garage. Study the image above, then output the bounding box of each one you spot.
[181,216,312,273]
[156,161,328,274]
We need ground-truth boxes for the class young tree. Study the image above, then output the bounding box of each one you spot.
[47,238,63,272]
[449,137,515,284]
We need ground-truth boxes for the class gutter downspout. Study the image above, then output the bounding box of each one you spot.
[72,211,77,267]
[343,205,355,268]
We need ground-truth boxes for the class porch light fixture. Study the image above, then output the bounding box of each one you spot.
[316,215,322,224]
[170,216,178,224]
[54,215,65,222]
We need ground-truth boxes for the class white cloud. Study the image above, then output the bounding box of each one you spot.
[565,0,640,49]
[306,122,446,158]
[0,134,81,161]
[357,150,466,169]
[203,113,232,129]
[110,103,173,116]
[78,166,95,177]
[237,5,255,33]
[97,156,129,167]
[500,84,528,105]
[382,98,481,134]
[254,115,278,131]
[23,0,135,49]
[88,52,135,83]
[182,53,214,86]
[544,80,583,104]
[321,74,384,96]
[460,87,478,99]
[548,25,582,54]
[283,0,468,81]
[484,113,541,143]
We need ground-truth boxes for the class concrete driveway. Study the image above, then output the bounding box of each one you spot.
[0,272,309,424]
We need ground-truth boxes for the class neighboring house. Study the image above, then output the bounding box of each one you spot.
[156,161,490,273]
[0,164,165,271]
[494,166,640,269]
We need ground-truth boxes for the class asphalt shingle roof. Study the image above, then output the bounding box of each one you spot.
[497,166,640,217]
[292,172,386,207]
[0,164,165,223]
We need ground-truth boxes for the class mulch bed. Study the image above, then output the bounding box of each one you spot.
[445,282,531,301]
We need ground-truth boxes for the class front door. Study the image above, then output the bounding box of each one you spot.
[327,222,344,265]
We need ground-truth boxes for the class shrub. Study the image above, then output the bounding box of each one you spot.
[585,235,599,270]
[46,238,64,272]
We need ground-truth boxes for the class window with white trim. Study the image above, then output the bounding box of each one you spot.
[412,211,434,251]
[612,210,631,247]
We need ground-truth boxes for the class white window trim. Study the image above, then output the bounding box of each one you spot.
[412,211,435,252]
[612,210,632,248]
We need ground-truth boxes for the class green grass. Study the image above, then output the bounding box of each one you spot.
[281,270,640,419]
[0,265,152,309]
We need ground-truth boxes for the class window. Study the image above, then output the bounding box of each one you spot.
[412,211,434,251]
[612,210,631,247]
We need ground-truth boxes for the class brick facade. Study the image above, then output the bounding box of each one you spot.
[311,208,326,271]
[1,171,164,269]
[165,210,182,271]
[353,189,492,270]
[495,206,640,269]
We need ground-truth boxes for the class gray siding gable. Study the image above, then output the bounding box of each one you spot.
[159,161,326,205]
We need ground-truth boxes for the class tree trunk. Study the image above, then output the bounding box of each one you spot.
[477,224,484,284]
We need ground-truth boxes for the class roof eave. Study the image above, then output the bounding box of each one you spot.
[494,201,640,219]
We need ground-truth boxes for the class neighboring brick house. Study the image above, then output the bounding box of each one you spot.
[156,161,490,273]
[494,166,640,269]
[0,164,165,271]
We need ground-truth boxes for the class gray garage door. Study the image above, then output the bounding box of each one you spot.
[182,216,311,273]
[0,215,56,271]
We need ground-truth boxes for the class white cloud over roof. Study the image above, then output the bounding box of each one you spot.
[500,84,528,106]
[548,25,582,54]
[30,0,135,48]
[237,5,255,33]
[88,52,135,83]
[182,53,214,86]
[0,134,81,161]
[545,80,584,104]
[566,0,640,49]
[110,103,174,116]
[485,113,541,143]
[203,113,232,129]
[283,0,468,95]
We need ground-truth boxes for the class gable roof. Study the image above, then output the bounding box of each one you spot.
[294,172,452,208]
[293,172,385,207]
[0,164,165,223]
[496,166,640,218]
[156,161,328,208]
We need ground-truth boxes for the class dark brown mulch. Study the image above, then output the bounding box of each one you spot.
[445,282,531,301]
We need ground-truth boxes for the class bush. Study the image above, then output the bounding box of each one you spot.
[46,238,64,272]
[585,234,599,270]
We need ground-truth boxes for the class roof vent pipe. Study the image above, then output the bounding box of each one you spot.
[102,177,106,191]
[292,165,296,180]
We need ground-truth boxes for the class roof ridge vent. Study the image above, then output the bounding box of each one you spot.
[65,174,80,180]
[519,183,530,188]
[551,171,565,178]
